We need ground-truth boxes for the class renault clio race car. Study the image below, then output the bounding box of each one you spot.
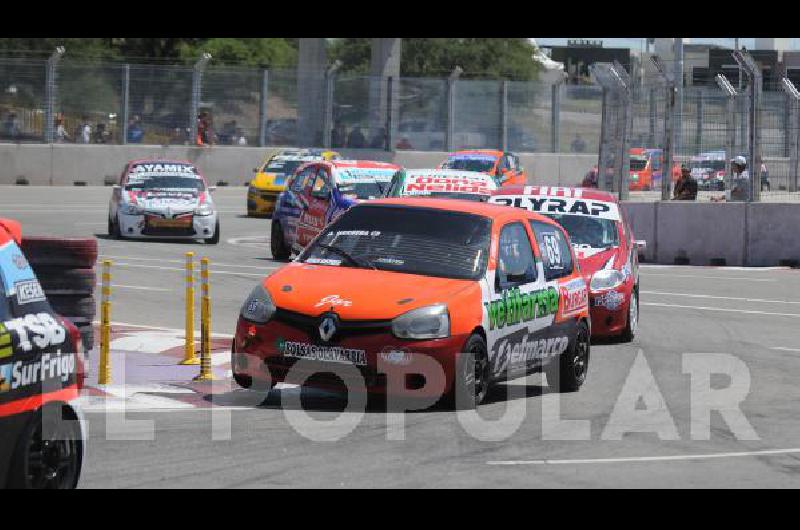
[0,218,86,489]
[385,169,498,201]
[489,186,643,341]
[234,198,590,408]
[108,160,220,243]
[270,159,401,260]
[247,149,341,217]
[441,150,527,187]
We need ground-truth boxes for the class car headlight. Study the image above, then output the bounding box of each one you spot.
[121,203,143,215]
[590,269,625,291]
[195,204,214,216]
[240,283,276,323]
[392,304,450,339]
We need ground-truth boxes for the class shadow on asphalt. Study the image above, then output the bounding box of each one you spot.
[95,233,211,245]
[202,379,552,414]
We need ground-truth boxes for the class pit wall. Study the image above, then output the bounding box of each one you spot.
[0,143,596,187]
[621,201,800,267]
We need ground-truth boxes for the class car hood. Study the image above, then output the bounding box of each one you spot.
[250,172,288,191]
[265,262,475,320]
[573,246,621,279]
[127,189,205,211]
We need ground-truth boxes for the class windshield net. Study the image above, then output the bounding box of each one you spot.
[443,156,496,173]
[544,214,619,249]
[300,205,491,280]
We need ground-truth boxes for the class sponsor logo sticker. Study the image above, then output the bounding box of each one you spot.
[484,286,559,331]
[279,341,367,366]
[315,295,352,308]
[14,280,46,305]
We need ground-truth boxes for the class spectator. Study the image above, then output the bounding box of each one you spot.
[729,155,750,201]
[79,116,92,144]
[369,127,387,149]
[672,165,698,200]
[3,112,20,139]
[236,128,248,146]
[570,133,587,153]
[92,122,109,144]
[580,166,598,188]
[127,115,144,144]
[347,126,366,148]
[331,121,346,148]
[396,136,413,150]
[55,113,69,143]
[760,162,770,192]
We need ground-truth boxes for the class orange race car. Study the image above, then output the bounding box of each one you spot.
[441,150,527,187]
[233,198,590,408]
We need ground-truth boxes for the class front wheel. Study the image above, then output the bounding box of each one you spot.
[447,333,490,410]
[7,405,83,489]
[206,220,220,244]
[546,321,590,393]
[619,287,639,342]
[270,221,291,260]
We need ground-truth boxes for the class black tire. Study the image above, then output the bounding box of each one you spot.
[619,287,639,343]
[206,220,220,244]
[77,325,94,354]
[546,321,590,393]
[108,216,120,239]
[448,333,490,410]
[20,237,97,269]
[47,295,96,320]
[7,405,83,489]
[32,267,96,296]
[270,221,290,260]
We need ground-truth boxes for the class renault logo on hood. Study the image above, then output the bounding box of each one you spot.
[318,313,339,342]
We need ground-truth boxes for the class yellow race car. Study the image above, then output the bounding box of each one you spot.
[247,148,340,216]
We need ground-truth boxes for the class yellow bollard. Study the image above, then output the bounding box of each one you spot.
[179,252,199,365]
[194,257,214,381]
[98,260,112,385]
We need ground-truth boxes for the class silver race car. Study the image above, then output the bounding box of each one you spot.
[108,160,220,244]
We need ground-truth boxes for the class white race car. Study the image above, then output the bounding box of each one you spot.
[385,168,498,201]
[108,159,220,243]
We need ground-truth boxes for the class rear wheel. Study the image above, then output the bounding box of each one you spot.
[546,321,590,393]
[270,221,290,260]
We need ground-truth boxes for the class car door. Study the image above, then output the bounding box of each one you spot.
[296,165,332,249]
[280,164,317,246]
[484,220,561,379]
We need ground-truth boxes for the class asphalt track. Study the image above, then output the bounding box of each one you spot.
[2,186,800,488]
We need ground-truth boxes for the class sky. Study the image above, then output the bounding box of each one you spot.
[533,38,800,51]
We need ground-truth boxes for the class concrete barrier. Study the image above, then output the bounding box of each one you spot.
[746,203,800,266]
[0,143,598,187]
[620,202,656,263]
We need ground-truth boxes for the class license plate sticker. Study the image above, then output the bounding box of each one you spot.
[280,341,366,366]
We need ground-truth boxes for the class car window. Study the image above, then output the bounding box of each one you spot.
[311,169,332,197]
[292,166,317,193]
[496,222,537,291]
[529,220,574,281]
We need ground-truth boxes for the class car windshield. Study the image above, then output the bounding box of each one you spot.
[443,157,496,173]
[300,205,491,280]
[629,157,648,171]
[125,176,205,191]
[544,214,620,249]
[265,159,306,176]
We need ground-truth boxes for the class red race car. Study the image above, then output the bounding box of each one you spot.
[490,186,645,341]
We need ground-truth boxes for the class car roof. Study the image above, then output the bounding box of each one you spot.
[127,159,197,167]
[327,160,401,170]
[449,149,503,157]
[365,197,562,226]
[403,168,495,180]
[494,185,619,204]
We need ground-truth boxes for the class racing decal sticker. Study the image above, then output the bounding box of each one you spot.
[14,279,46,305]
[484,286,559,331]
[490,195,621,220]
[0,351,76,394]
[278,340,367,366]
[0,241,37,297]
[523,186,584,198]
[0,323,12,359]
[129,162,197,178]
[379,346,413,366]
[2,313,67,353]
[559,278,589,318]
[314,295,352,308]
[334,168,397,184]
[492,327,570,372]
[594,290,625,311]
[403,174,495,195]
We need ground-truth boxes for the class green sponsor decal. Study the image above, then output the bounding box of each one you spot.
[484,286,559,331]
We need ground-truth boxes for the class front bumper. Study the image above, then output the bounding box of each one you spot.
[118,211,218,239]
[232,317,466,398]
[247,189,281,215]
[588,287,631,336]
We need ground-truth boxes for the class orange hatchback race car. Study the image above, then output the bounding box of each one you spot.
[441,150,527,187]
[232,198,590,408]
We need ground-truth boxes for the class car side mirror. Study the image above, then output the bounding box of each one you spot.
[634,240,647,251]
[253,168,260,173]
